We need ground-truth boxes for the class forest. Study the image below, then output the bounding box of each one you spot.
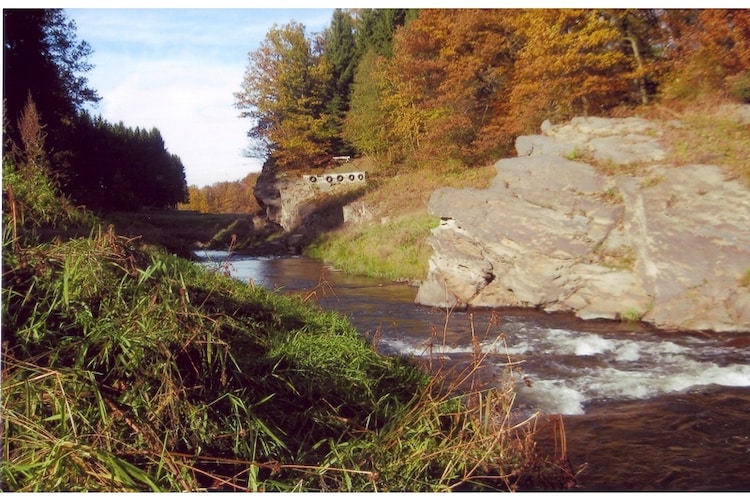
[237,8,749,173]
[5,9,748,214]
[2,8,750,492]
[184,8,750,213]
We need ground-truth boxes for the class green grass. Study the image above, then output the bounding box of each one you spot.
[305,164,496,282]
[1,111,573,493]
[1,223,571,491]
[306,212,439,282]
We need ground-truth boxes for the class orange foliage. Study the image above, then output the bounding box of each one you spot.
[180,173,260,214]
[386,9,520,165]
[661,9,750,100]
[507,9,633,135]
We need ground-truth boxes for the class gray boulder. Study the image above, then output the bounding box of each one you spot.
[416,117,750,333]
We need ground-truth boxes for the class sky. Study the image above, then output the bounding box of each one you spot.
[61,7,336,188]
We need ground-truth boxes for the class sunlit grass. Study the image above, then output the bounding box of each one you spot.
[306,212,439,282]
[656,101,750,186]
[306,163,496,281]
[1,225,571,491]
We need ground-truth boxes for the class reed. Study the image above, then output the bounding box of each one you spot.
[2,223,576,491]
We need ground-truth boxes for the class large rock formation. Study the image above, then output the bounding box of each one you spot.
[416,115,750,333]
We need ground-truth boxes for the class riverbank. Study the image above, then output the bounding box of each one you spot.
[2,159,573,491]
[300,103,750,333]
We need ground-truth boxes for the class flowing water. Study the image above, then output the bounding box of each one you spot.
[197,251,750,491]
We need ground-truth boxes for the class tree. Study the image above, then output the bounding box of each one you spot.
[507,9,633,134]
[65,113,188,211]
[660,9,750,101]
[3,9,99,151]
[602,9,666,106]
[384,9,520,166]
[235,21,335,171]
[343,49,390,160]
[322,9,358,156]
[353,8,417,59]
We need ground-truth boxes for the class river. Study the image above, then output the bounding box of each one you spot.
[197,251,750,492]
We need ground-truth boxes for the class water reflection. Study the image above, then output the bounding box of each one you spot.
[196,252,750,417]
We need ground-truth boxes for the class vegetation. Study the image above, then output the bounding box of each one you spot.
[4,8,749,490]
[307,212,438,281]
[179,173,261,214]
[305,164,497,282]
[1,135,572,492]
[236,8,750,177]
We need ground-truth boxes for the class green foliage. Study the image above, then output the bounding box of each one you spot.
[728,71,750,103]
[322,9,358,157]
[4,9,187,213]
[2,96,94,241]
[343,49,390,159]
[3,8,99,153]
[65,112,188,211]
[353,9,416,59]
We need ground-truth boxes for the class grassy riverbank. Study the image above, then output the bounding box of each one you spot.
[305,163,498,283]
[2,158,572,491]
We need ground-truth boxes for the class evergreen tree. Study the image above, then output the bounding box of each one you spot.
[353,9,417,59]
[322,9,358,155]
[3,9,99,153]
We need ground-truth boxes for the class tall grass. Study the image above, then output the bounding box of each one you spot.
[1,223,573,491]
[2,148,572,491]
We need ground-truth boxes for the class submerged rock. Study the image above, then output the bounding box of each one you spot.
[416,116,750,333]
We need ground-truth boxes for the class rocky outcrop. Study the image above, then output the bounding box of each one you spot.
[416,115,750,333]
[252,168,370,252]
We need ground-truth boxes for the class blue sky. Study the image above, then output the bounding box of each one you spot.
[62,8,335,187]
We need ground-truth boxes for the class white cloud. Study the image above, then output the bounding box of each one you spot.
[70,8,334,187]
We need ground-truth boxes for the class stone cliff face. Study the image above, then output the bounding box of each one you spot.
[252,167,371,252]
[416,115,750,333]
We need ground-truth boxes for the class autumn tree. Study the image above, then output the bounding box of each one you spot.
[381,9,520,167]
[507,9,633,135]
[660,9,750,102]
[235,21,335,171]
[179,173,260,214]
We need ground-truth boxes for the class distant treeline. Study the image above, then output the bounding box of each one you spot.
[3,9,188,212]
[236,9,750,173]
[178,173,261,214]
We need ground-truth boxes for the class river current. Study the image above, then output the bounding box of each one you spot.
[196,251,750,491]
